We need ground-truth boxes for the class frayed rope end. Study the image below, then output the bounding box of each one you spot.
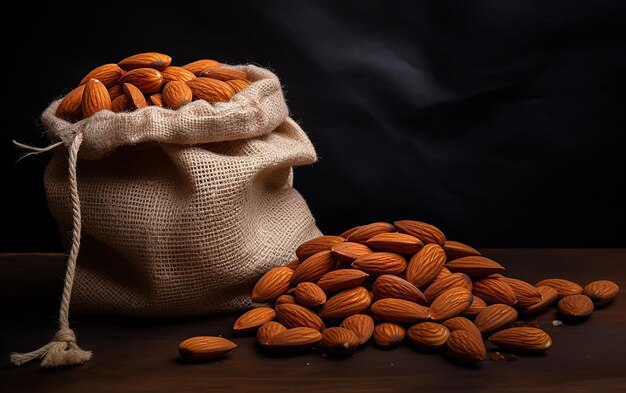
[10,328,92,368]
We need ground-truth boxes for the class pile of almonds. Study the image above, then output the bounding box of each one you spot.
[178,220,619,363]
[56,52,251,122]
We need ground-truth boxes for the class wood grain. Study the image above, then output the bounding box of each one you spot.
[1,250,625,392]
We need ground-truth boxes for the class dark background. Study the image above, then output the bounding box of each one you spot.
[3,1,625,252]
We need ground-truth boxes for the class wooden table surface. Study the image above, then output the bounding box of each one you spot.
[1,250,625,393]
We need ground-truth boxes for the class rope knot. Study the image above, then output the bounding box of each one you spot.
[54,328,77,343]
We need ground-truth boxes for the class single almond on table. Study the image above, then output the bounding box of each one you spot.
[251,266,293,303]
[187,77,236,102]
[502,277,542,307]
[79,63,124,88]
[316,269,369,293]
[118,52,172,71]
[275,303,325,331]
[365,232,423,254]
[535,278,583,298]
[371,298,430,324]
[162,80,193,110]
[394,220,446,246]
[331,242,373,263]
[557,294,594,319]
[446,256,505,277]
[345,222,395,244]
[181,59,220,75]
[119,68,163,94]
[265,327,322,351]
[442,316,482,340]
[443,240,481,260]
[296,235,346,261]
[122,83,148,110]
[351,252,407,276]
[199,66,248,81]
[256,321,287,346]
[582,280,619,305]
[56,85,86,121]
[318,286,371,320]
[294,282,327,307]
[464,295,488,316]
[178,336,237,361]
[407,322,450,349]
[373,323,406,348]
[291,250,336,285]
[322,327,359,356]
[161,66,196,83]
[82,79,111,118]
[406,243,446,287]
[474,304,518,334]
[472,277,517,306]
[275,294,297,305]
[226,79,251,93]
[233,307,276,332]
[445,330,486,362]
[429,287,473,321]
[340,314,375,345]
[488,327,552,353]
[423,273,472,303]
[521,285,558,315]
[372,274,428,305]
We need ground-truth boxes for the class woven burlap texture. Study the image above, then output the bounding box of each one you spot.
[41,65,321,316]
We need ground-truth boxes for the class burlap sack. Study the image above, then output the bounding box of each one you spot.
[12,65,321,367]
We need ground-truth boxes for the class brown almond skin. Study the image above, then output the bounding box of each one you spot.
[291,250,337,285]
[149,94,163,107]
[366,232,423,254]
[521,285,559,315]
[182,59,221,75]
[352,252,407,276]
[339,225,363,239]
[296,235,346,261]
[423,273,472,303]
[111,95,129,113]
[445,330,486,362]
[187,77,236,102]
[429,287,473,321]
[227,79,251,93]
[372,274,428,305]
[503,277,542,307]
[331,242,374,263]
[583,280,620,305]
[82,79,112,117]
[294,282,327,307]
[406,243,446,287]
[319,286,371,320]
[443,240,481,260]
[162,80,193,110]
[442,317,482,340]
[557,294,594,319]
[122,83,148,110]
[161,66,196,83]
[79,63,123,88]
[108,84,124,100]
[251,266,293,303]
[394,220,446,246]
[233,307,276,332]
[275,294,297,306]
[118,52,172,71]
[446,256,505,278]
[322,327,359,356]
[370,298,430,324]
[346,222,396,244]
[472,277,517,306]
[407,322,450,349]
[56,85,86,122]
[265,327,322,351]
[340,314,375,345]
[464,295,488,316]
[199,66,248,81]
[256,321,287,345]
[373,323,406,348]
[178,336,237,361]
[317,269,369,293]
[119,68,163,94]
[275,303,325,331]
[488,327,552,353]
[474,304,518,334]
[535,278,583,298]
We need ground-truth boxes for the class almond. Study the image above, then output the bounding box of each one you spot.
[227,79,251,93]
[370,298,430,324]
[233,307,276,332]
[294,282,327,307]
[535,278,583,298]
[372,274,428,305]
[81,79,111,117]
[285,259,300,270]
[423,273,472,303]
[178,336,236,361]
[473,304,518,334]
[187,77,236,102]
[351,252,407,276]
[316,269,369,293]
[256,321,287,345]
[394,220,445,246]
[434,266,452,281]
[181,59,220,75]
[149,93,163,107]
[365,232,423,254]
[275,303,325,331]
[319,286,372,320]
[502,277,542,307]
[251,266,293,303]
[291,250,336,285]
[521,285,558,315]
[122,83,148,110]
[118,52,172,71]
[582,280,619,305]
[557,294,594,319]
[373,323,406,348]
[265,327,322,351]
[161,66,196,83]
[472,277,517,306]
[79,63,123,88]
[331,242,373,263]
[406,243,446,287]
[442,317,482,340]
[108,84,123,100]
[488,327,552,353]
[446,256,505,277]
[296,235,345,261]
[345,222,395,244]
[339,225,363,239]
[340,314,375,345]
[56,85,85,122]
[443,240,481,260]
[111,95,130,113]
[429,287,473,321]
[463,295,488,316]
[162,80,193,110]
[275,294,297,306]
[119,68,163,94]
[199,66,248,81]
[321,327,359,355]
[445,330,486,362]
[406,322,450,349]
